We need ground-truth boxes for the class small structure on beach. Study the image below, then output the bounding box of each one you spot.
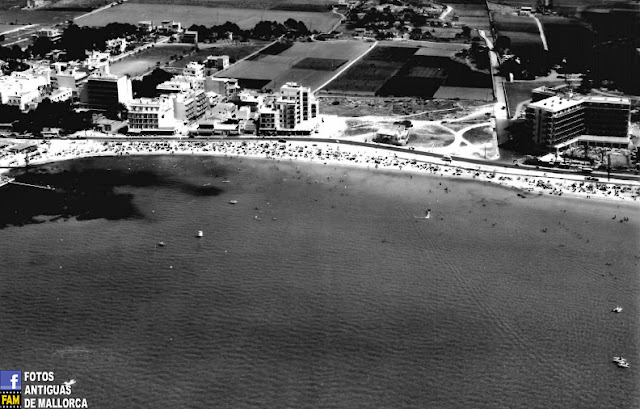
[373,125,410,146]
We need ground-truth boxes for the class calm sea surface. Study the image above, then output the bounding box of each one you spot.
[0,155,638,408]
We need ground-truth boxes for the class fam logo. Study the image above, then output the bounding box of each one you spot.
[0,371,21,409]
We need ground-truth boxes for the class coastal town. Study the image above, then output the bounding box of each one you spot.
[0,0,638,195]
[1,0,639,407]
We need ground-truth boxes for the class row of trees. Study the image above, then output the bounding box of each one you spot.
[2,100,92,136]
[30,22,140,61]
[186,18,312,43]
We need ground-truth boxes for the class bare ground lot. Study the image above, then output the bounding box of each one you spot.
[109,44,194,77]
[76,2,340,32]
[318,96,484,119]
[408,124,456,148]
[217,40,373,91]
[462,126,493,143]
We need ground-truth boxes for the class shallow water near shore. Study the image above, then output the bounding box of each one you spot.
[0,155,638,408]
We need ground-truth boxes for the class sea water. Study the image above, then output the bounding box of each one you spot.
[0,155,638,408]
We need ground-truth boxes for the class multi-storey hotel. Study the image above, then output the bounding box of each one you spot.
[81,71,132,109]
[525,95,630,151]
[128,96,176,133]
[258,82,318,134]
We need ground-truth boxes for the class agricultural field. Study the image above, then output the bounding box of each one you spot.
[0,9,81,24]
[0,0,27,10]
[109,44,194,77]
[491,12,540,33]
[75,2,341,32]
[324,43,491,99]
[47,0,110,9]
[450,3,491,31]
[216,40,373,91]
[170,42,268,68]
[539,15,593,68]
[433,86,493,101]
[324,46,417,95]
[0,24,29,34]
[129,0,335,12]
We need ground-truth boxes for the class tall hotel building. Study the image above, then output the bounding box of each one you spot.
[81,71,133,109]
[274,82,318,130]
[525,95,630,150]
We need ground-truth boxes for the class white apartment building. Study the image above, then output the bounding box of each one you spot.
[48,88,73,103]
[128,96,177,133]
[85,51,111,71]
[172,90,208,123]
[257,82,318,134]
[51,65,88,99]
[157,75,204,94]
[204,55,229,75]
[276,82,318,130]
[0,69,51,110]
[106,38,128,55]
[81,71,133,109]
[182,62,205,78]
[204,77,238,97]
[34,28,62,42]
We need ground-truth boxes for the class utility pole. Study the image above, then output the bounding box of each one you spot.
[607,152,611,181]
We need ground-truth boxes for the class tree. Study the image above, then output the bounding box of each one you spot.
[461,25,471,38]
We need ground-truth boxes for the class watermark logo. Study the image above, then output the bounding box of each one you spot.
[0,371,21,409]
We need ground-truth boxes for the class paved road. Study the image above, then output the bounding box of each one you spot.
[478,29,510,144]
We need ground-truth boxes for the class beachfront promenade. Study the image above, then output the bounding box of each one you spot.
[2,137,639,203]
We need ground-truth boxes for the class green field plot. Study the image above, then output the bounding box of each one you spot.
[0,9,81,24]
[324,45,418,95]
[501,31,543,53]
[540,16,594,68]
[217,41,373,91]
[365,46,418,62]
[491,13,540,33]
[129,0,334,12]
[292,57,347,71]
[377,55,491,98]
[76,2,340,32]
[433,86,493,101]
[325,44,491,99]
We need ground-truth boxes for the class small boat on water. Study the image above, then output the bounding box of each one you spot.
[229,200,238,204]
[158,241,165,247]
[613,357,629,368]
[222,180,231,183]
[613,306,622,313]
[197,231,203,238]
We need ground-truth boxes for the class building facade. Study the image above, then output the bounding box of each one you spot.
[526,95,630,150]
[81,72,133,109]
[128,96,176,132]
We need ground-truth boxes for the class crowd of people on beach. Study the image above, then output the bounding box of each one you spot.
[2,139,639,202]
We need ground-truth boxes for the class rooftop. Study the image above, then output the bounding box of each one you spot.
[528,96,583,112]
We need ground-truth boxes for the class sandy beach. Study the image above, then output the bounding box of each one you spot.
[2,138,639,204]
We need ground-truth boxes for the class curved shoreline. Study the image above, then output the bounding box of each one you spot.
[3,139,640,205]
